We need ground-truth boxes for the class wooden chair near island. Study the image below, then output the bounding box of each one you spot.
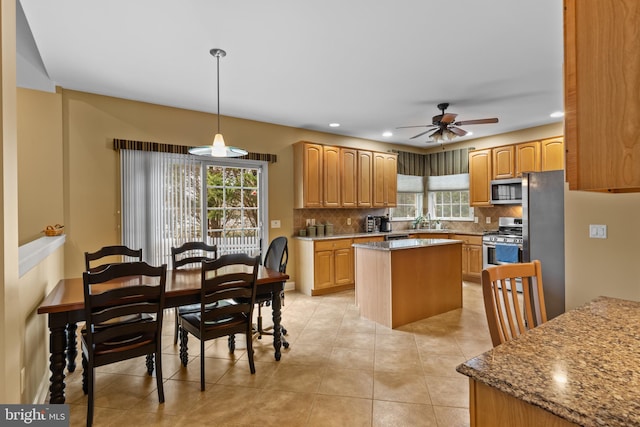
[481,259,548,347]
[81,262,167,427]
[177,253,260,391]
[170,241,218,344]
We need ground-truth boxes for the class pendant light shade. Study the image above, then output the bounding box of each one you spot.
[189,48,248,158]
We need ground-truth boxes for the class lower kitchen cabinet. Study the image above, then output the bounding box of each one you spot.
[451,234,483,282]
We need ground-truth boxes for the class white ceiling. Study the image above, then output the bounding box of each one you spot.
[18,0,564,149]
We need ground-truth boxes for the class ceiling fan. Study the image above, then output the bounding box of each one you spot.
[397,103,498,143]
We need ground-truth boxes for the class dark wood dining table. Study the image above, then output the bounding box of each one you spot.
[37,265,289,404]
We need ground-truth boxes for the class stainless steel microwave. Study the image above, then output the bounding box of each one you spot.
[490,178,522,204]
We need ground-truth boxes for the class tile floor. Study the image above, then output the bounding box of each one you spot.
[61,281,493,426]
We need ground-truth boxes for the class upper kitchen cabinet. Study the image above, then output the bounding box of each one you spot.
[294,142,323,208]
[492,145,515,179]
[323,145,341,207]
[340,148,358,208]
[357,150,373,207]
[469,149,492,206]
[564,0,640,192]
[515,141,540,177]
[373,152,398,207]
[540,137,565,172]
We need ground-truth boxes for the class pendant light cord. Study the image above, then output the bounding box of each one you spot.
[216,53,221,134]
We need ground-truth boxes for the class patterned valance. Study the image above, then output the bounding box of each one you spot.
[395,148,469,177]
[113,139,278,163]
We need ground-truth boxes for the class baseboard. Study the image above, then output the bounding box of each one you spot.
[284,281,295,292]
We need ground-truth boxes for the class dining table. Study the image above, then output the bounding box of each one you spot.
[37,265,289,404]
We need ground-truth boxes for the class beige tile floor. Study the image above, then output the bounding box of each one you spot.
[61,281,493,426]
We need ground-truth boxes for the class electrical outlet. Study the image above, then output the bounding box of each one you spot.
[347,218,352,225]
[589,224,607,239]
[474,217,479,224]
[270,220,281,229]
[486,217,491,224]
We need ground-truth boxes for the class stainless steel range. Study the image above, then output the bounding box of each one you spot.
[482,217,523,278]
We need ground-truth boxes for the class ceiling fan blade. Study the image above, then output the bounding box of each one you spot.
[396,125,432,129]
[449,126,468,136]
[410,129,433,139]
[454,118,499,126]
[440,113,458,124]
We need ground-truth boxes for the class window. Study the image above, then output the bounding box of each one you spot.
[120,149,268,267]
[390,174,424,220]
[426,174,474,221]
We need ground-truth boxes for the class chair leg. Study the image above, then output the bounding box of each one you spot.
[86,362,95,427]
[179,328,189,367]
[200,339,205,391]
[246,327,256,374]
[146,354,154,375]
[155,348,164,403]
[173,309,179,345]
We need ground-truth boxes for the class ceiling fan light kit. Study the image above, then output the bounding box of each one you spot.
[397,102,498,144]
[189,48,248,158]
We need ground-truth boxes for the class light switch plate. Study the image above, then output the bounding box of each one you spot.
[486,217,491,224]
[589,224,607,239]
[270,220,281,229]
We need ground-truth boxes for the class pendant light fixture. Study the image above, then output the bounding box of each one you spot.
[189,48,248,157]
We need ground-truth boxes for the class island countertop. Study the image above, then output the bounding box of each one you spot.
[456,296,640,427]
[352,238,462,251]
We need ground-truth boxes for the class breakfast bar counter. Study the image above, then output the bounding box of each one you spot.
[456,296,640,427]
[353,238,462,328]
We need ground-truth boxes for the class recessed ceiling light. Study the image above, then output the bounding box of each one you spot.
[382,131,393,137]
[550,111,565,118]
[329,123,340,127]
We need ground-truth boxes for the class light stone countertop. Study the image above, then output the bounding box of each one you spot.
[352,238,463,251]
[456,296,640,427]
[294,229,483,241]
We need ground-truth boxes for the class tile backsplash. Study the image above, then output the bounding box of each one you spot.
[294,205,522,235]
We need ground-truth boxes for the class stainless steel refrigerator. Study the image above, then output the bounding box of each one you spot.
[522,170,565,321]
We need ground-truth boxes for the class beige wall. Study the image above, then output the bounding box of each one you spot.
[56,89,406,281]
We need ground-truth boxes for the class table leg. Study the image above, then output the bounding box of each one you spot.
[271,283,283,361]
[66,323,78,372]
[48,322,67,404]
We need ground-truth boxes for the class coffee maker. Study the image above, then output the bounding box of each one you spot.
[379,216,392,232]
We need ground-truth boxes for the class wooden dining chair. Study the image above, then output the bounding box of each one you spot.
[178,253,260,391]
[81,262,167,427]
[170,241,218,344]
[253,236,289,348]
[84,245,142,272]
[481,259,548,347]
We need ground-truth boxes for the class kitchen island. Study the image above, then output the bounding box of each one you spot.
[353,238,462,328]
[456,296,640,427]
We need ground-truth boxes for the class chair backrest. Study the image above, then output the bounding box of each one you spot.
[263,237,288,273]
[171,241,218,269]
[84,245,143,272]
[199,253,260,337]
[82,262,167,364]
[481,259,547,347]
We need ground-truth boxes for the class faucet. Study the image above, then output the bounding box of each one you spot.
[426,212,431,229]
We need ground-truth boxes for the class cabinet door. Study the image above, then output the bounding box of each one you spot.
[323,146,341,207]
[469,149,492,206]
[467,245,483,279]
[314,250,334,289]
[301,143,323,207]
[492,146,515,179]
[373,153,398,207]
[340,148,358,207]
[564,0,640,191]
[357,150,373,207]
[515,141,540,177]
[334,247,354,285]
[540,137,565,171]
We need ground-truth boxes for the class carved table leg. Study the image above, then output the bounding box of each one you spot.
[48,323,67,403]
[271,283,284,361]
[66,323,78,372]
[146,354,154,375]
[179,328,189,367]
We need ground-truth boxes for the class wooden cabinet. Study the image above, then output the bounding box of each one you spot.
[357,150,373,207]
[451,234,483,282]
[340,148,358,207]
[492,145,515,180]
[564,0,640,192]
[313,239,354,291]
[373,152,398,207]
[469,149,493,207]
[540,137,565,172]
[323,145,341,207]
[293,142,323,208]
[515,141,540,177]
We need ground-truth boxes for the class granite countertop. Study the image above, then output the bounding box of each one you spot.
[456,296,640,427]
[352,238,462,251]
[295,229,483,241]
